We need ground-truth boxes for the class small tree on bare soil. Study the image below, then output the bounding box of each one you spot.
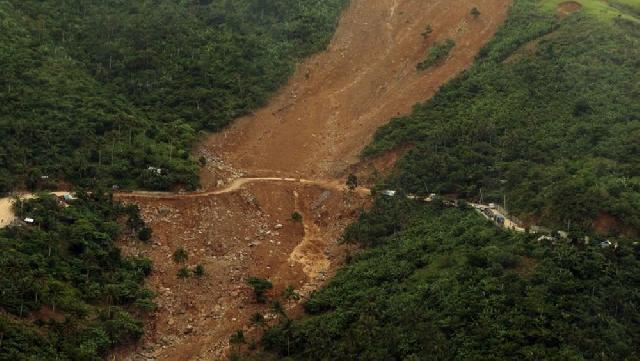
[177,266,190,279]
[282,285,300,307]
[246,277,272,303]
[229,330,245,354]
[193,264,205,278]
[173,247,188,264]
[471,7,481,18]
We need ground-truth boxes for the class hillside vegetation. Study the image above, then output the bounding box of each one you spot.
[0,0,347,192]
[0,193,153,360]
[365,0,640,235]
[251,1,640,360]
[262,200,640,360]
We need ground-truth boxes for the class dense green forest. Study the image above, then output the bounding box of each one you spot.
[0,193,154,360]
[261,199,640,360]
[0,0,348,192]
[364,0,640,235]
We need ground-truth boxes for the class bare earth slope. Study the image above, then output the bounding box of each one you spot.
[199,0,511,184]
[118,1,510,360]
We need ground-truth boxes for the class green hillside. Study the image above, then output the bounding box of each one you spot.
[364,0,640,235]
[0,0,347,192]
[263,200,640,360]
[0,193,154,360]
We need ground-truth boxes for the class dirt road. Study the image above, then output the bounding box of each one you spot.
[118,177,371,200]
[118,1,511,359]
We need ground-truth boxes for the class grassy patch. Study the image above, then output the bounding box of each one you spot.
[541,0,640,22]
[417,39,455,71]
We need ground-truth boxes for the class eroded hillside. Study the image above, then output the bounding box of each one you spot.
[198,0,511,183]
[118,1,511,359]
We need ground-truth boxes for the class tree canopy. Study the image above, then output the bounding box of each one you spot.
[0,192,154,360]
[261,198,640,360]
[0,0,348,192]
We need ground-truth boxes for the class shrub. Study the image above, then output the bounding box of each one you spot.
[173,247,188,264]
[194,264,205,278]
[137,227,152,242]
[246,277,273,303]
[417,39,455,71]
[177,267,191,279]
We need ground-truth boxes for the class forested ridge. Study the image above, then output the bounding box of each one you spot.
[0,0,348,192]
[245,1,640,360]
[0,193,154,360]
[261,199,640,360]
[365,0,640,235]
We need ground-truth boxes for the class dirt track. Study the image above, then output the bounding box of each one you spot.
[118,177,371,200]
[120,1,511,359]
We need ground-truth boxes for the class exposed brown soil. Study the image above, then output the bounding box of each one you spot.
[592,212,619,235]
[197,0,512,183]
[115,182,369,360]
[557,1,583,18]
[117,1,511,360]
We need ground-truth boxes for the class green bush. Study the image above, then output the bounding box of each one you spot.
[417,39,455,71]
[137,227,152,242]
[247,277,273,303]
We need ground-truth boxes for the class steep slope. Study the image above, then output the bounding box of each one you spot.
[0,0,347,191]
[199,0,511,183]
[364,0,640,234]
[258,0,640,360]
[115,0,511,360]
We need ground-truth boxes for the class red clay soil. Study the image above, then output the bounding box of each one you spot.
[117,1,511,360]
[116,183,368,360]
[592,212,619,235]
[198,0,512,184]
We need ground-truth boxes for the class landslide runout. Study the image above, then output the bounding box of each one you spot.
[120,1,511,360]
[199,0,511,184]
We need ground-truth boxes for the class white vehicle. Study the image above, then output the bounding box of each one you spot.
[380,190,396,197]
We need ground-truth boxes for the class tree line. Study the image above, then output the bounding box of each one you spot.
[0,0,348,193]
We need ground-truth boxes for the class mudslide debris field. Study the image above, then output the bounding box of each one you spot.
[118,0,511,359]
